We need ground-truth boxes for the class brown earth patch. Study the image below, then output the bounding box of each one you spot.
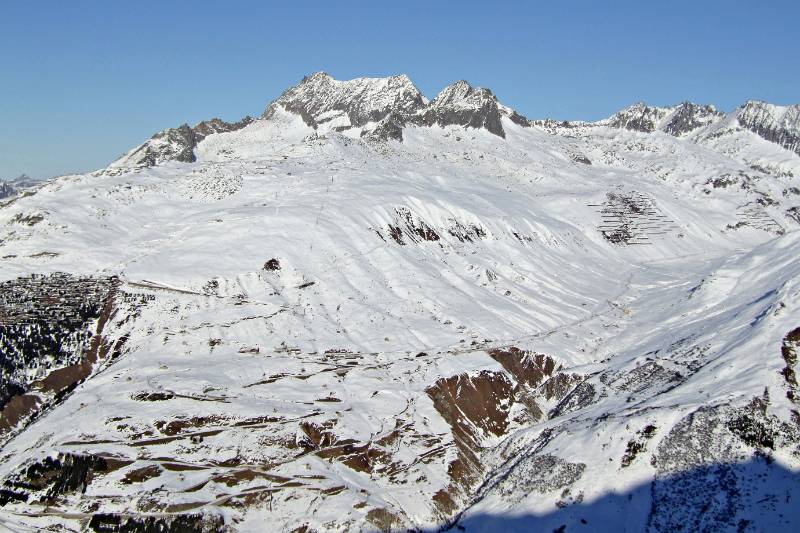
[161,462,207,472]
[299,421,396,474]
[0,394,41,435]
[133,429,223,447]
[488,347,558,387]
[164,501,210,513]
[121,465,162,484]
[425,370,515,516]
[366,507,402,533]
[154,416,225,436]
[221,489,275,510]
[426,347,579,519]
[213,469,290,487]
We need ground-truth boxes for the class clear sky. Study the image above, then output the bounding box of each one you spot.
[1,0,798,179]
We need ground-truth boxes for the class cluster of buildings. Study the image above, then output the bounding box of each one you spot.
[0,273,116,328]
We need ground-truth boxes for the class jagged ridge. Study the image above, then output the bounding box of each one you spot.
[106,73,800,174]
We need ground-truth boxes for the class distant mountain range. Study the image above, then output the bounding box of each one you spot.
[109,72,800,173]
[0,174,42,200]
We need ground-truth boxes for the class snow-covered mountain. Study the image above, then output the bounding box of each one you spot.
[1,73,799,532]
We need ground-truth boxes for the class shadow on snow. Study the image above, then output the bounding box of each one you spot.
[435,456,799,533]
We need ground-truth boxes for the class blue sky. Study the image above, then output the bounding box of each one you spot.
[1,0,798,179]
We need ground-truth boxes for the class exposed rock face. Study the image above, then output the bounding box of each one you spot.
[417,80,506,137]
[0,452,125,506]
[426,370,515,514]
[264,74,520,141]
[608,102,672,133]
[0,181,14,200]
[264,71,426,129]
[662,102,724,136]
[607,101,723,136]
[362,110,407,142]
[782,327,800,405]
[110,116,253,169]
[1,175,40,200]
[191,116,255,142]
[736,100,800,155]
[787,207,800,225]
[135,124,196,166]
[425,348,579,515]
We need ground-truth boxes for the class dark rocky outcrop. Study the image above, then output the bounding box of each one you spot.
[362,110,407,142]
[787,207,800,225]
[0,453,129,506]
[264,72,426,129]
[782,327,800,403]
[607,101,723,136]
[662,102,724,136]
[263,258,281,271]
[608,103,670,133]
[416,81,506,138]
[0,175,40,201]
[267,74,524,141]
[427,370,515,515]
[0,181,15,200]
[112,116,253,168]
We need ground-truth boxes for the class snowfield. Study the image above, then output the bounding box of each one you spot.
[1,74,799,532]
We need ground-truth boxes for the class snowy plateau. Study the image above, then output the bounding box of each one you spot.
[1,72,800,533]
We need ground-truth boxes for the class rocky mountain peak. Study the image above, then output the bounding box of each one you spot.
[608,101,724,136]
[608,102,672,133]
[418,80,506,137]
[431,80,490,104]
[662,102,724,136]
[264,72,426,129]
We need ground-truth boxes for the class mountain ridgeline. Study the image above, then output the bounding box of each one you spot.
[109,72,800,170]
